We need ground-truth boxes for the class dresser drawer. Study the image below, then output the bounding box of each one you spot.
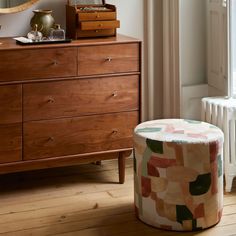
[23,75,139,121]
[0,85,22,124]
[0,124,22,164]
[0,48,77,82]
[78,12,116,21]
[78,43,140,76]
[80,20,120,30]
[24,111,138,160]
[76,29,115,38]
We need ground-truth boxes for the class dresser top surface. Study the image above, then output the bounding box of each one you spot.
[0,34,141,51]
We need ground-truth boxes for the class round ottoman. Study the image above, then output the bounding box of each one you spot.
[133,119,224,231]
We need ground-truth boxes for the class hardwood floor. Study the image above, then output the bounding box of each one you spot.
[1,159,236,236]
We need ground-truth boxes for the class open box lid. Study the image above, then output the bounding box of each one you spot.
[68,0,105,6]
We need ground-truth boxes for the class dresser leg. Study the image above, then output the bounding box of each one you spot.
[118,152,126,184]
[94,161,101,165]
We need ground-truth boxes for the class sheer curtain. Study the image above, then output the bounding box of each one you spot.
[142,0,163,121]
[143,0,180,121]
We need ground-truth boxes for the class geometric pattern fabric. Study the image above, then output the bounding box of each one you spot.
[133,119,224,231]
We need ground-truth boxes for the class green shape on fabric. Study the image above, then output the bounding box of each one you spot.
[138,194,143,216]
[218,155,223,177]
[146,139,163,154]
[141,147,152,177]
[189,173,211,196]
[136,127,162,133]
[174,140,189,144]
[192,219,202,231]
[192,219,197,230]
[176,205,193,223]
[210,125,218,129]
[133,149,137,174]
[134,174,143,216]
[184,119,202,124]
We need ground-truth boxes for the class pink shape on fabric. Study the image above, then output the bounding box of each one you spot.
[141,176,151,197]
[173,130,185,134]
[149,156,177,168]
[187,133,208,139]
[164,124,175,133]
[210,141,219,163]
[147,162,160,177]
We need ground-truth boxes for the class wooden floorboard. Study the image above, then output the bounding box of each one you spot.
[1,159,236,236]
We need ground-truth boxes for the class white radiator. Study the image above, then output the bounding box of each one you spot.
[201,97,236,192]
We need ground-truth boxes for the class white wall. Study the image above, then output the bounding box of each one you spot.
[179,0,207,86]
[231,0,236,95]
[109,0,144,40]
[180,0,208,119]
[232,0,236,84]
[0,0,144,40]
[229,0,236,94]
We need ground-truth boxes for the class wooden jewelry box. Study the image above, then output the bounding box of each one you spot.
[66,0,120,39]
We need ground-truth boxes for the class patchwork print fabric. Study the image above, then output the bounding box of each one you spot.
[133,119,224,231]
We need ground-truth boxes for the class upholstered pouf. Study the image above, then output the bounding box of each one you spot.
[133,119,224,231]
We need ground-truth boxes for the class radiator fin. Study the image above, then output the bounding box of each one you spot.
[201,97,236,192]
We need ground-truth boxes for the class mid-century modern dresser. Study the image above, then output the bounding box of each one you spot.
[0,35,141,183]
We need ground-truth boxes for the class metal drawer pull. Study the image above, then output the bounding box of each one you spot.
[47,98,55,103]
[48,137,55,142]
[105,57,112,62]
[53,60,58,66]
[112,129,118,135]
[98,23,103,27]
[96,14,100,18]
[112,91,118,97]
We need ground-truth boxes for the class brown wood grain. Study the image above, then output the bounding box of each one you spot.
[0,124,22,164]
[0,0,39,14]
[23,75,140,121]
[0,85,22,124]
[76,29,116,38]
[0,159,235,236]
[80,20,120,30]
[0,48,77,82]
[78,43,140,76]
[0,35,141,52]
[66,3,117,39]
[0,151,133,174]
[24,111,138,160]
[78,12,116,21]
[66,5,77,40]
[118,152,126,184]
[0,36,141,183]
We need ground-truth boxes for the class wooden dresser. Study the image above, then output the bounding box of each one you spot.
[0,35,141,183]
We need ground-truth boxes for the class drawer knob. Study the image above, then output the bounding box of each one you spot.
[96,15,100,18]
[47,98,55,103]
[53,60,58,66]
[98,24,103,27]
[112,91,118,97]
[106,57,112,62]
[112,129,118,135]
[48,137,55,142]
